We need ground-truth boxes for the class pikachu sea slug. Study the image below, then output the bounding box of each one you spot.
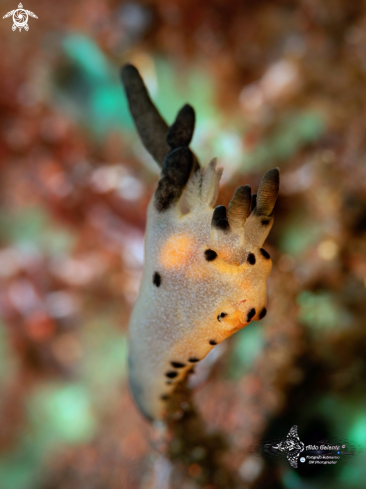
[121,64,280,421]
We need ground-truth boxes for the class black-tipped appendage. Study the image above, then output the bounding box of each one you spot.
[154,147,194,211]
[212,205,230,232]
[256,168,280,216]
[228,184,251,227]
[167,104,195,149]
[121,64,169,167]
[250,194,257,212]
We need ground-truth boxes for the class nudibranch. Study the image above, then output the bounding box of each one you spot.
[121,64,280,421]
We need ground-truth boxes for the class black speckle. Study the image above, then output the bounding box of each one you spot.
[209,339,217,345]
[153,272,161,287]
[217,312,227,322]
[204,249,218,261]
[260,248,270,259]
[246,308,256,322]
[171,361,185,368]
[261,219,270,226]
[166,371,178,378]
[189,357,199,363]
[259,308,267,319]
[247,253,256,265]
[166,380,173,385]
[160,394,169,401]
[212,205,230,232]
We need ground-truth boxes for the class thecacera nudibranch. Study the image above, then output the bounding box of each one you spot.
[120,64,280,421]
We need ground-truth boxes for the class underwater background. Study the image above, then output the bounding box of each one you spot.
[0,0,366,488]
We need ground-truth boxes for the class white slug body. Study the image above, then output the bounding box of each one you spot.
[121,64,279,420]
[128,160,275,420]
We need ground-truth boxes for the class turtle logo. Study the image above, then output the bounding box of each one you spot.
[3,3,38,31]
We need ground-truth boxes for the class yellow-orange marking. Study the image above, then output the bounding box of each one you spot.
[160,235,194,269]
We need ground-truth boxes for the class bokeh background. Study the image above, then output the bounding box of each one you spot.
[1,0,366,488]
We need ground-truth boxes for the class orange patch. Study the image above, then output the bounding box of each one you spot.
[160,234,194,269]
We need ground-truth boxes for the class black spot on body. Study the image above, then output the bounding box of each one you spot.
[259,308,267,319]
[261,219,270,225]
[209,339,217,345]
[246,308,256,322]
[153,272,161,287]
[160,394,169,401]
[204,249,217,261]
[217,312,227,322]
[166,380,173,385]
[166,371,178,378]
[171,361,185,368]
[212,206,230,232]
[260,248,270,259]
[247,253,256,265]
[189,357,199,363]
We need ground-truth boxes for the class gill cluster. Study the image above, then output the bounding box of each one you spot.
[121,65,280,420]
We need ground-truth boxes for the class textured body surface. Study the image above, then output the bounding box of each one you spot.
[122,64,279,420]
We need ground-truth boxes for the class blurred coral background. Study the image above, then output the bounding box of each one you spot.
[1,1,366,488]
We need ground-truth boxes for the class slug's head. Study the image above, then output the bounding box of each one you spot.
[121,63,279,337]
[148,155,279,343]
